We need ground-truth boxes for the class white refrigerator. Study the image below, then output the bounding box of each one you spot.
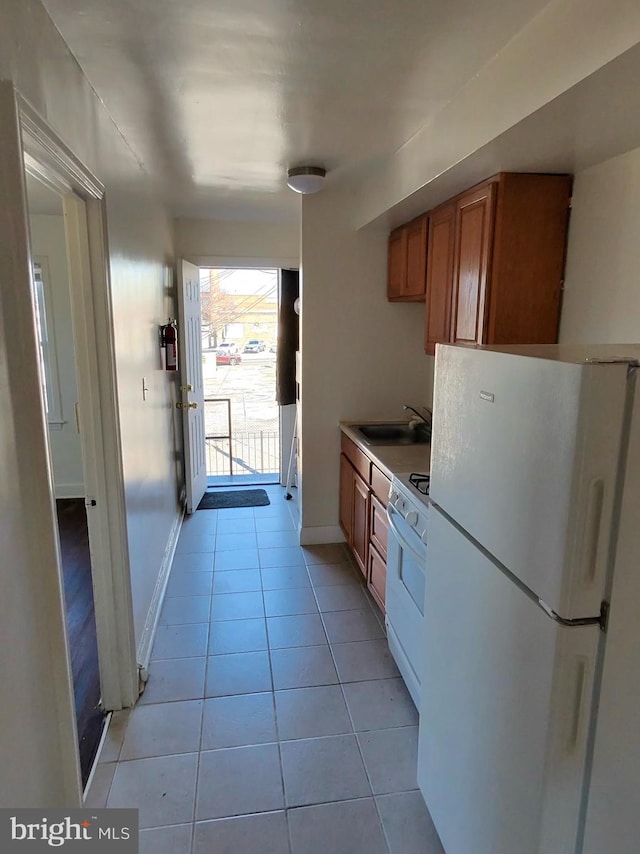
[417,343,640,854]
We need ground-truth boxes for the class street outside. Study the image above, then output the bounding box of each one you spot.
[202,350,279,476]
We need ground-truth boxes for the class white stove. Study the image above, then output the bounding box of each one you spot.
[385,471,430,708]
[390,472,430,518]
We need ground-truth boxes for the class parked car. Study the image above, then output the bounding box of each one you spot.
[243,339,266,353]
[269,342,277,353]
[215,342,241,365]
[216,342,238,354]
[216,351,242,366]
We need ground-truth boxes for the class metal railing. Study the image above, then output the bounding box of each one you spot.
[204,397,279,476]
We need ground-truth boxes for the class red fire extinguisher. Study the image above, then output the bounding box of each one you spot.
[163,320,178,371]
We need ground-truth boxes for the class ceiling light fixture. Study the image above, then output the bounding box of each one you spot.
[286,166,326,195]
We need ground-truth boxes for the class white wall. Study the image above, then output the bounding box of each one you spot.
[560,145,640,343]
[29,214,85,497]
[174,217,299,267]
[353,0,640,227]
[299,187,432,542]
[0,1,179,805]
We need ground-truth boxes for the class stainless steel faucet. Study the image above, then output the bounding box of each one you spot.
[403,404,432,424]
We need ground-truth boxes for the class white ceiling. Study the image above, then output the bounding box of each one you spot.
[41,0,550,221]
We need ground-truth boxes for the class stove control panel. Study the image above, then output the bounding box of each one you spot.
[389,490,413,520]
[389,477,430,532]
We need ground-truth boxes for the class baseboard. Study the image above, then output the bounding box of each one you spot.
[55,482,85,499]
[136,504,185,670]
[299,525,346,546]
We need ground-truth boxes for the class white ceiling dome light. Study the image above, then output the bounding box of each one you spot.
[286,166,326,194]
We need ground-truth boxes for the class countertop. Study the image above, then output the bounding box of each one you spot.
[339,421,431,479]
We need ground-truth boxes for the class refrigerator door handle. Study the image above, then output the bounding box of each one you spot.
[537,598,609,632]
[567,657,589,754]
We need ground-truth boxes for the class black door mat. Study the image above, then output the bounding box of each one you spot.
[197,489,271,510]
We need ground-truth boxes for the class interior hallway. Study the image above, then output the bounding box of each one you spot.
[84,484,443,853]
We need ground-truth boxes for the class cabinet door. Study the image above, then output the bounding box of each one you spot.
[387,226,407,300]
[370,493,389,561]
[487,173,572,345]
[404,215,428,300]
[425,202,456,354]
[368,543,386,611]
[352,471,370,577]
[339,454,354,543]
[451,183,496,346]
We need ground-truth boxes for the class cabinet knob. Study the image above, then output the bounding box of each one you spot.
[405,510,419,526]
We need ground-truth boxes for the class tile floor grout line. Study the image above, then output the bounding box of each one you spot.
[97,499,436,851]
[191,663,209,846]
[269,668,292,852]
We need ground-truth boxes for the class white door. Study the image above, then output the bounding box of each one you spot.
[418,508,600,854]
[177,260,207,514]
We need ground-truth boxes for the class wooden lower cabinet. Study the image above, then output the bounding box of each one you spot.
[352,471,370,576]
[370,493,388,560]
[339,435,391,612]
[368,543,387,611]
[339,453,355,543]
[339,452,369,578]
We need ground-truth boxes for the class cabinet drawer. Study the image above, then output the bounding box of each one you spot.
[370,493,389,560]
[370,464,391,506]
[341,434,371,483]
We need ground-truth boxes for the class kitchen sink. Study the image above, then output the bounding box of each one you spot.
[352,421,430,446]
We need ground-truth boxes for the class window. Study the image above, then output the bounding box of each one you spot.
[32,257,64,427]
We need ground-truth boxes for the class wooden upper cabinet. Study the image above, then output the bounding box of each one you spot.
[425,202,456,355]
[424,172,572,352]
[404,215,428,299]
[387,215,427,301]
[387,226,407,300]
[487,173,572,344]
[450,183,496,346]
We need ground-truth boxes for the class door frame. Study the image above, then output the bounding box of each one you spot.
[192,258,298,484]
[16,90,139,713]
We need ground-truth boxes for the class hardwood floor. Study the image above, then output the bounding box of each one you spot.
[56,498,104,787]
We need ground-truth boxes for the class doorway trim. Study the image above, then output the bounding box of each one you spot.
[18,92,139,713]
[195,259,299,486]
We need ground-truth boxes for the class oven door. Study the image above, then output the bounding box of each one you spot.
[385,503,426,709]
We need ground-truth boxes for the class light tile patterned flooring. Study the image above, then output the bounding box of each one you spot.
[85,484,444,854]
